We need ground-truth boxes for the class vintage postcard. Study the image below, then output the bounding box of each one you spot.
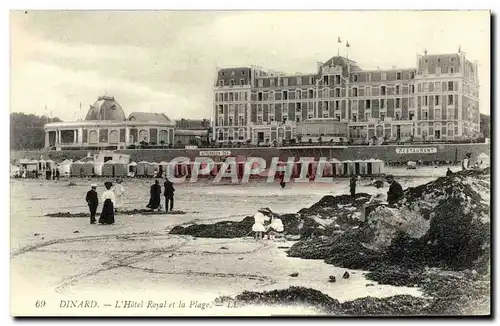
[10,10,491,317]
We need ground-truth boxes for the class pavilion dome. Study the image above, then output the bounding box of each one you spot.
[85,96,126,121]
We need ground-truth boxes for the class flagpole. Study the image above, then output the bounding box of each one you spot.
[346,41,351,140]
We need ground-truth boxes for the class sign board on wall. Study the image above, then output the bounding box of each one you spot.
[199,150,231,157]
[396,147,437,154]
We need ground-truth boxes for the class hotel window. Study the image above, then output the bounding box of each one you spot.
[228,117,233,126]
[366,73,371,82]
[423,111,428,120]
[365,100,371,109]
[257,116,263,124]
[234,92,239,101]
[335,75,341,84]
[423,96,428,106]
[283,90,288,100]
[229,93,234,101]
[335,114,340,121]
[435,82,442,92]
[396,72,402,80]
[396,98,401,108]
[297,77,302,85]
[380,86,386,95]
[323,75,328,85]
[352,114,357,122]
[335,88,341,97]
[380,113,385,121]
[258,92,263,101]
[283,78,288,86]
[423,82,429,92]
[435,95,440,106]
[366,112,371,121]
[296,103,302,111]
[409,85,415,94]
[323,109,329,118]
[447,108,454,120]
[448,81,454,91]
[335,100,340,110]
[269,91,275,101]
[309,77,314,84]
[353,74,358,82]
[435,109,441,120]
[219,80,224,87]
[365,86,372,96]
[381,72,386,81]
[409,111,415,120]
[395,85,401,95]
[380,99,386,108]
[239,116,244,125]
[353,88,358,97]
[218,105,223,114]
[230,79,235,87]
[308,89,314,98]
[448,95,454,105]
[218,118,224,126]
[296,90,302,99]
[270,79,275,87]
[257,105,263,113]
[449,67,454,74]
[410,71,415,79]
[395,112,401,120]
[258,79,263,88]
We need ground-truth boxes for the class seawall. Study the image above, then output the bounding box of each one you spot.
[10,143,490,164]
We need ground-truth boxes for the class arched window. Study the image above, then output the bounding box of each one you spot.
[217,129,223,141]
[109,130,119,144]
[159,130,168,143]
[89,130,98,144]
[139,129,148,142]
[238,128,245,140]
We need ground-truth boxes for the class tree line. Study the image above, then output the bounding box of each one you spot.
[10,112,62,150]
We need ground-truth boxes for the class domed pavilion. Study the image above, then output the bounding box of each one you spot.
[44,96,176,150]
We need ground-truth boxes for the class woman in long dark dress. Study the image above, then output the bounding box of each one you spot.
[146,180,162,211]
[99,181,116,225]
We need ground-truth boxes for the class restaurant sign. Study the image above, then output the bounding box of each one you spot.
[199,150,231,157]
[396,147,437,154]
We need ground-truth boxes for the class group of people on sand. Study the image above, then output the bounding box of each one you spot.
[85,179,125,225]
[252,208,284,240]
[85,178,177,225]
[146,179,175,212]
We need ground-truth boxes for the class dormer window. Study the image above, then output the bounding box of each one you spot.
[219,80,224,87]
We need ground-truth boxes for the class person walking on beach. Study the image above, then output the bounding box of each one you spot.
[86,184,99,224]
[446,167,454,177]
[164,178,175,213]
[350,175,357,201]
[385,175,404,206]
[146,180,162,211]
[113,179,125,213]
[99,181,115,225]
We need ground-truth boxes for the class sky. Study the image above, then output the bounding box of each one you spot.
[10,10,491,121]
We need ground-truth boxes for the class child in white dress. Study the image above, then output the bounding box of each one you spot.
[252,212,266,240]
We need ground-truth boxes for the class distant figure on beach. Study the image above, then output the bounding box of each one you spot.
[113,179,125,212]
[99,182,115,225]
[462,153,471,171]
[385,175,404,206]
[350,175,357,201]
[265,215,284,240]
[86,184,99,224]
[164,178,175,213]
[279,173,286,188]
[146,180,162,211]
[55,168,60,180]
[446,168,454,177]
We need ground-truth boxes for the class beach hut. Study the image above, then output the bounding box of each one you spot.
[369,159,384,175]
[342,160,354,176]
[58,159,72,177]
[356,160,368,175]
[102,160,115,177]
[113,162,128,177]
[159,161,168,178]
[145,162,156,178]
[70,161,85,177]
[128,161,137,177]
[81,161,95,176]
[136,161,148,177]
[329,158,342,176]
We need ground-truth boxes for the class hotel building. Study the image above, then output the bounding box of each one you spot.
[212,50,480,145]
